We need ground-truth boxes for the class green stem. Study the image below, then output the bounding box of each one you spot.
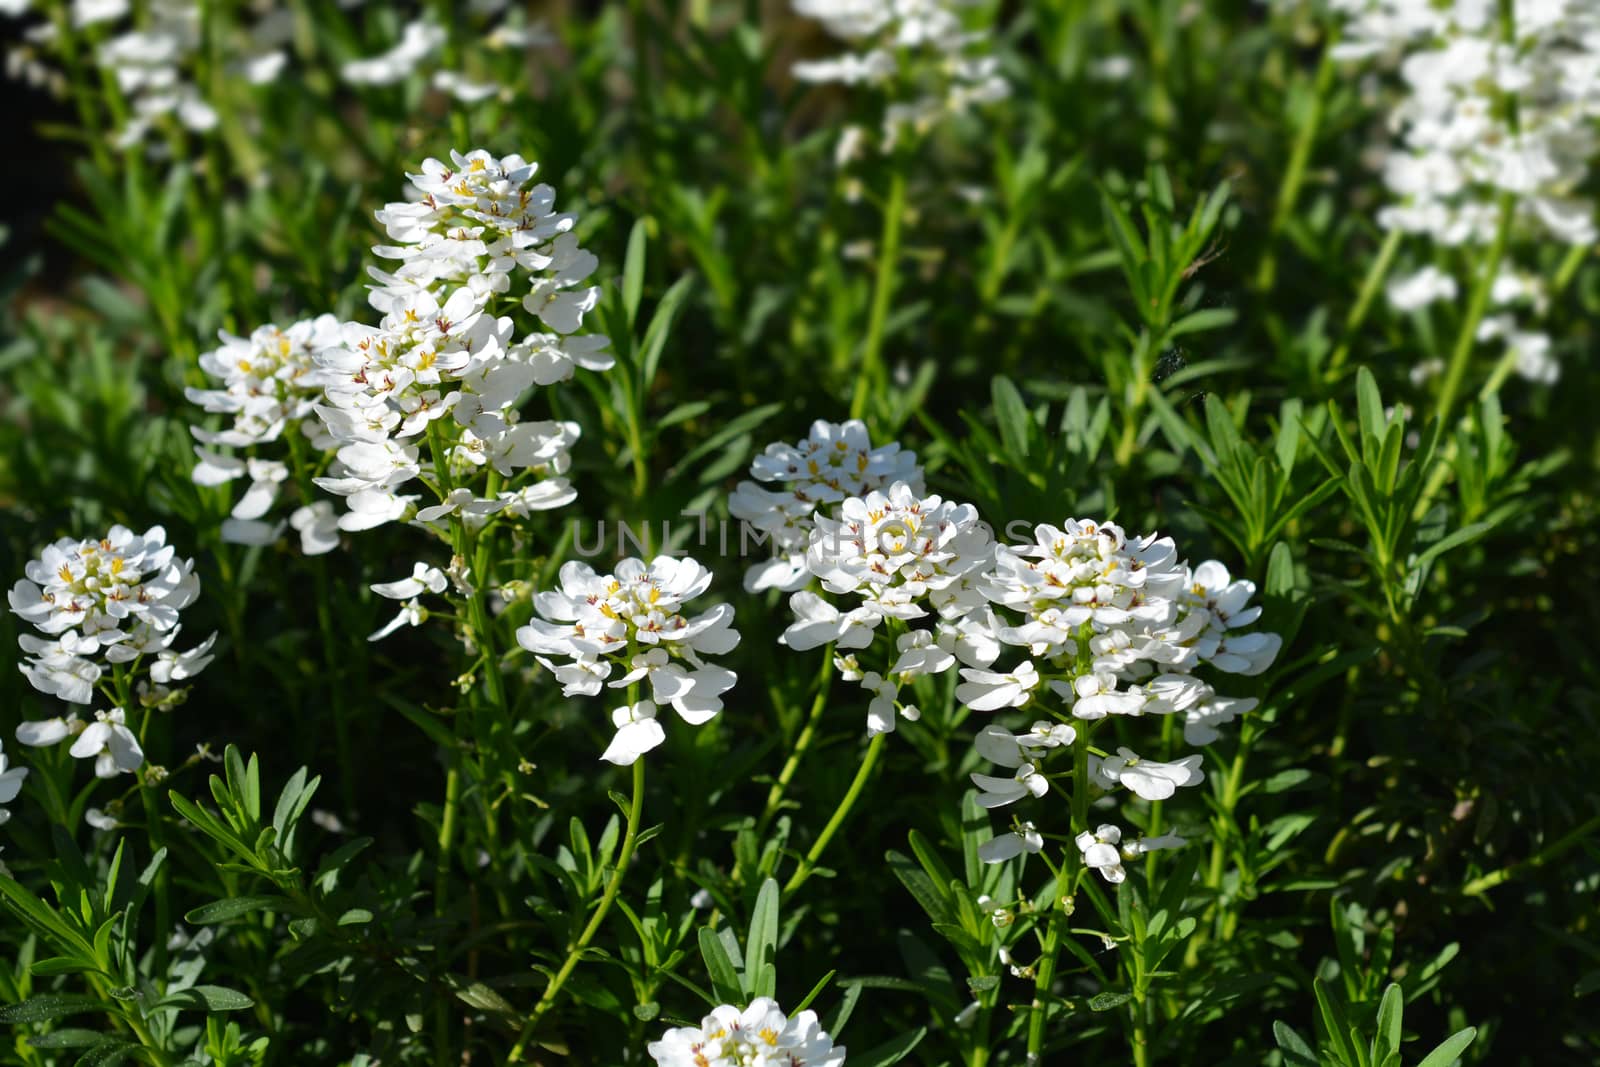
[1028,724,1090,1057]
[1325,228,1402,380]
[287,432,354,813]
[1256,39,1337,293]
[507,759,646,1061]
[1434,195,1515,427]
[1462,812,1600,897]
[849,170,907,420]
[784,732,888,893]
[434,760,462,1064]
[1549,242,1590,300]
[759,652,834,829]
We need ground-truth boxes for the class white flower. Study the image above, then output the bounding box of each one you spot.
[860,670,914,736]
[17,714,83,748]
[1064,672,1146,720]
[1091,748,1204,801]
[790,0,1010,152]
[888,627,956,677]
[1076,824,1126,884]
[647,996,845,1067]
[970,726,1049,808]
[1122,832,1184,858]
[0,739,28,825]
[780,590,879,651]
[290,502,340,555]
[340,19,445,85]
[68,708,144,779]
[730,418,924,593]
[9,525,197,639]
[309,148,608,535]
[610,649,736,723]
[804,482,993,620]
[517,556,740,760]
[148,632,217,685]
[978,820,1043,864]
[600,701,667,766]
[369,598,427,642]
[16,635,102,704]
[955,660,1038,711]
[372,563,450,600]
[188,316,340,449]
[432,69,500,102]
[1386,265,1459,311]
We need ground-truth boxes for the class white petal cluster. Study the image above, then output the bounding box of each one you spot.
[186,315,342,552]
[647,996,845,1067]
[338,5,542,92]
[965,521,1280,881]
[1336,0,1600,384]
[781,482,995,735]
[2,0,295,148]
[515,556,741,764]
[791,0,1011,152]
[729,418,923,592]
[311,148,610,534]
[8,527,214,781]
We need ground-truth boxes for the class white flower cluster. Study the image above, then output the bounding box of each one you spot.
[791,0,1011,153]
[963,522,1280,879]
[0,0,293,149]
[1339,0,1600,384]
[782,482,995,736]
[338,2,551,98]
[309,148,610,536]
[7,525,215,779]
[647,996,845,1067]
[516,557,741,765]
[729,418,923,592]
[187,315,343,553]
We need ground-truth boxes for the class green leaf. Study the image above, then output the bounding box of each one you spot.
[849,1026,926,1067]
[698,927,744,1005]
[445,976,516,1016]
[885,850,953,926]
[622,217,648,328]
[1273,1021,1320,1067]
[1089,991,1133,1011]
[184,896,291,925]
[1166,307,1237,339]
[745,879,780,1000]
[25,1029,119,1049]
[639,274,695,393]
[1415,1028,1477,1067]
[991,375,1031,461]
[0,995,110,1024]
[152,985,254,1012]
[1410,520,1494,572]
[30,957,97,977]
[1373,984,1403,1060]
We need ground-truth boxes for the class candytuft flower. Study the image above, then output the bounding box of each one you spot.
[517,556,740,763]
[646,995,845,1067]
[730,418,923,592]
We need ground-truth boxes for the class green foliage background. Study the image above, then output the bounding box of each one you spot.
[0,1,1597,1065]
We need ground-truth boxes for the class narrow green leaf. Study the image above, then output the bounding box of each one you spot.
[745,879,780,1000]
[698,927,743,1005]
[1415,1028,1477,1067]
[849,1025,927,1067]
[184,896,290,925]
[0,995,110,1024]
